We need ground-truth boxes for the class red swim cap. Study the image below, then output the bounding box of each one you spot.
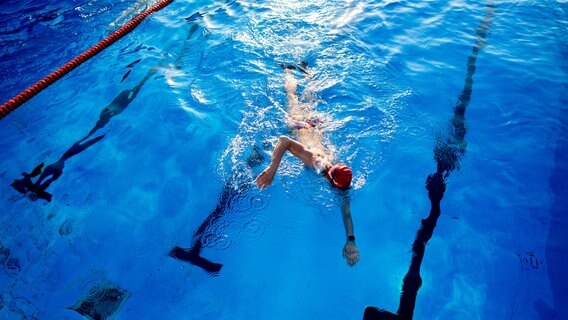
[327,164,352,190]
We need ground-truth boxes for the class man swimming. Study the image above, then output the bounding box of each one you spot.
[256,63,360,266]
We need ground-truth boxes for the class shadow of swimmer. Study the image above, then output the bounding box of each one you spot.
[363,3,494,320]
[169,145,265,274]
[10,14,205,202]
[11,67,153,202]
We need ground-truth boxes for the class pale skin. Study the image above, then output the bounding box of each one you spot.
[256,67,360,266]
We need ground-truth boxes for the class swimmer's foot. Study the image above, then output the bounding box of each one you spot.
[280,62,312,78]
[280,63,296,71]
[297,61,309,74]
[169,246,223,274]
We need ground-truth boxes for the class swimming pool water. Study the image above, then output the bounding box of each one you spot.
[1,0,566,319]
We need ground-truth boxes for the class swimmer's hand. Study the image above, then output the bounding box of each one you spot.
[256,166,277,189]
[343,240,360,267]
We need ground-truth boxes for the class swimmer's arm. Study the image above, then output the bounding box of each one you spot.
[341,200,355,239]
[256,136,313,189]
[340,193,360,266]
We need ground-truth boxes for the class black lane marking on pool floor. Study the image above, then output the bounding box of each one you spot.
[168,146,265,274]
[363,3,494,320]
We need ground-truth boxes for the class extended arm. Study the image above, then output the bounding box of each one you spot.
[341,193,360,266]
[256,136,314,189]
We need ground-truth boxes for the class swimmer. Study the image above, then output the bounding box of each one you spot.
[256,62,360,266]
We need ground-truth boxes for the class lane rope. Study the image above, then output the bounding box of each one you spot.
[0,0,174,120]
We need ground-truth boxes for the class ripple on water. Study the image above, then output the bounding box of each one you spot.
[201,233,232,251]
[194,173,270,250]
[281,162,337,210]
[159,176,190,218]
[247,193,269,211]
[58,219,74,236]
[70,280,130,320]
[240,215,268,241]
[1,245,21,277]
[76,270,108,298]
[78,195,110,220]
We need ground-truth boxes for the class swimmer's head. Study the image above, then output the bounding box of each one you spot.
[326,164,352,190]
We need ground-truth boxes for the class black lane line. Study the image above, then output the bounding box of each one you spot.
[363,3,494,320]
[11,69,153,202]
[169,146,265,274]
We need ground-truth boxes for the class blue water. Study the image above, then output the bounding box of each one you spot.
[1,0,566,319]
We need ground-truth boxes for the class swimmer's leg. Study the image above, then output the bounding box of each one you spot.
[284,67,299,108]
[298,61,317,103]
